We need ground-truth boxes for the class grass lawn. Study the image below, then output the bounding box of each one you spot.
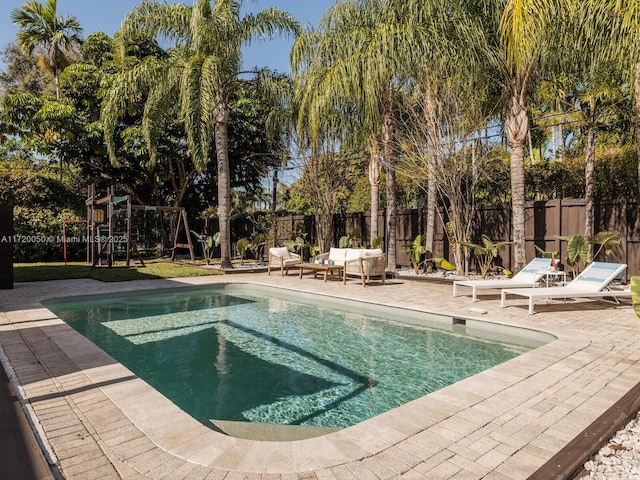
[14,260,223,282]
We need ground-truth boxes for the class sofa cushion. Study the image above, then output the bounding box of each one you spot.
[328,248,347,262]
[344,248,362,261]
[270,247,291,258]
[362,248,383,257]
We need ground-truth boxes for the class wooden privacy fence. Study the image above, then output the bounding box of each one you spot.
[237,198,640,277]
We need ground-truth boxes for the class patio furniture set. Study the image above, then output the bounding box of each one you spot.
[268,246,631,312]
[267,246,386,287]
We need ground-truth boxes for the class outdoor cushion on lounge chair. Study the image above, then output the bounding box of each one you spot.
[267,247,301,276]
[453,257,552,302]
[501,261,630,314]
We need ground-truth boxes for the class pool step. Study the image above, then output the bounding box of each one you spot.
[208,419,341,441]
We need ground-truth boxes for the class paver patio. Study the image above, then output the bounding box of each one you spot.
[0,272,637,479]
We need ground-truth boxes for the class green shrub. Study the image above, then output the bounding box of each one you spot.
[13,206,85,262]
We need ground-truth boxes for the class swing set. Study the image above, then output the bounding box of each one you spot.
[83,184,195,267]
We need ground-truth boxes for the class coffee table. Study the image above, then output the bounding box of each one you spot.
[298,262,344,282]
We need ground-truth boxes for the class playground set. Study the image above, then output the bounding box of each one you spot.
[74,184,195,267]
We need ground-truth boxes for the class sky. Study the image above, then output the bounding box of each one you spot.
[0,0,336,73]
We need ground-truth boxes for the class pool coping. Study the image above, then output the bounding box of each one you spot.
[0,272,638,479]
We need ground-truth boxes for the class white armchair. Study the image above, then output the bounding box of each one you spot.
[344,250,386,286]
[268,247,301,276]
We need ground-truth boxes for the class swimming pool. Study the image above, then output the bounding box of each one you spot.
[44,284,550,433]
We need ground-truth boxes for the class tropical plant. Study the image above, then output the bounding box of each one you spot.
[631,276,640,319]
[371,235,383,249]
[10,0,83,100]
[431,257,456,272]
[585,0,640,195]
[555,234,590,275]
[190,230,220,265]
[338,235,353,248]
[309,243,321,258]
[404,234,427,274]
[247,232,266,261]
[590,230,622,259]
[103,0,299,270]
[556,230,621,275]
[533,245,560,260]
[284,234,307,256]
[459,235,512,279]
[236,238,250,263]
[339,228,362,248]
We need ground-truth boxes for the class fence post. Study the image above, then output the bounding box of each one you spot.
[0,206,13,289]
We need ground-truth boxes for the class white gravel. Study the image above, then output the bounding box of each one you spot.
[579,412,640,479]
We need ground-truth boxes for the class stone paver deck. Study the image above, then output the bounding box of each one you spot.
[0,272,637,479]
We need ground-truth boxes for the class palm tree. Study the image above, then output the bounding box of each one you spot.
[585,0,640,195]
[102,0,299,269]
[11,0,83,99]
[452,0,572,271]
[550,1,635,253]
[402,0,486,262]
[292,0,419,271]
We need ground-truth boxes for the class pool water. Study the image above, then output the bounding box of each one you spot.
[45,285,543,429]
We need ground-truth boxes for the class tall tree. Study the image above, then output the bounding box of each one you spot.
[554,1,637,250]
[453,0,571,271]
[0,42,54,96]
[587,1,640,195]
[10,0,83,99]
[102,0,299,268]
[292,0,419,271]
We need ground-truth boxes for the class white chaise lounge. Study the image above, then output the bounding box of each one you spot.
[453,257,552,302]
[501,261,630,314]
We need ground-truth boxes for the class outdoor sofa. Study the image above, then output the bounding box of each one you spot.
[315,247,386,286]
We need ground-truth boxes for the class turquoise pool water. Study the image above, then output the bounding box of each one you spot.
[44,285,545,429]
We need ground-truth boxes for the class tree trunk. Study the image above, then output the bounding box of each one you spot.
[382,81,397,271]
[584,96,597,260]
[422,73,439,259]
[316,212,332,253]
[54,66,60,100]
[367,137,381,244]
[635,63,640,197]
[505,79,529,272]
[215,104,232,269]
[168,157,197,208]
[558,101,565,161]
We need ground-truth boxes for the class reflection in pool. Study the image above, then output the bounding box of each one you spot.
[44,284,549,429]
